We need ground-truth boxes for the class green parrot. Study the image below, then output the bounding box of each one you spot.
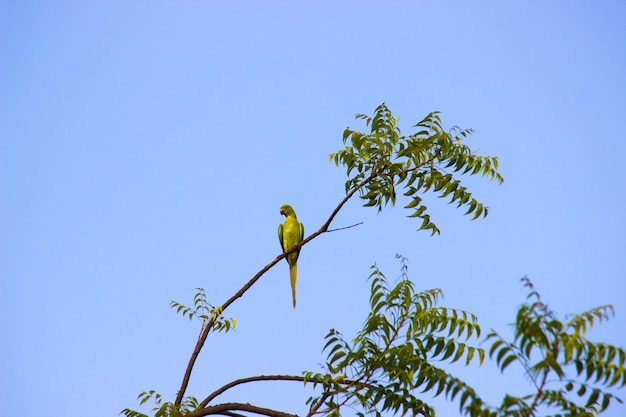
[278,204,304,308]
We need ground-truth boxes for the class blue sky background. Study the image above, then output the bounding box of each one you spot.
[2,2,625,416]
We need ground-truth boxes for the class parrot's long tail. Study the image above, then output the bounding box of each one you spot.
[289,263,297,308]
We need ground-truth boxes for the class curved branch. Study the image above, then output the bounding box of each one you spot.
[175,156,444,405]
[197,374,364,417]
[174,170,379,406]
[199,375,307,408]
[175,160,441,405]
[187,402,296,417]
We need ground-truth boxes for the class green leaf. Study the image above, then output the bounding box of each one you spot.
[500,354,517,371]
[586,389,600,407]
[333,104,503,235]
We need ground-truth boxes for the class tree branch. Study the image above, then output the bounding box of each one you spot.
[175,154,446,406]
[187,402,297,417]
[197,374,365,417]
[530,366,550,413]
[175,159,441,405]
[199,375,307,409]
[327,222,363,232]
[174,171,379,406]
[219,412,245,417]
[305,392,331,417]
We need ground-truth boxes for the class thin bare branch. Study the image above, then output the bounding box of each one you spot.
[327,222,363,232]
[530,366,550,412]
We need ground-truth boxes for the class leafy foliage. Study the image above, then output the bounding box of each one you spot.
[121,289,236,417]
[303,255,487,417]
[121,390,199,417]
[330,103,503,235]
[123,266,625,417]
[170,288,237,333]
[122,105,624,417]
[486,277,625,417]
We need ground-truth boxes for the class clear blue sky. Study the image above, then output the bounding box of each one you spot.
[2,2,625,416]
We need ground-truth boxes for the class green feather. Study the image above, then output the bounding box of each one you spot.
[278,204,304,308]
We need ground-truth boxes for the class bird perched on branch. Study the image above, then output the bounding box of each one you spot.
[278,204,304,308]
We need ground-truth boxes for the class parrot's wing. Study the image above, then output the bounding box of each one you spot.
[278,223,284,251]
[292,222,304,261]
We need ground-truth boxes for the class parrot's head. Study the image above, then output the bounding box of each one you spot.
[279,204,295,217]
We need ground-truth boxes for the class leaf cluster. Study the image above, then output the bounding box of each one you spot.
[329,103,503,235]
[122,289,238,417]
[303,255,487,417]
[122,105,624,417]
[122,262,626,417]
[486,277,625,416]
[170,288,237,333]
[121,391,199,417]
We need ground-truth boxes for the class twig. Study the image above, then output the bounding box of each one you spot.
[529,368,550,413]
[306,392,331,417]
[327,222,363,232]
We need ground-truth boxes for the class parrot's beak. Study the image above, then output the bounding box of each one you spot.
[279,209,285,215]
